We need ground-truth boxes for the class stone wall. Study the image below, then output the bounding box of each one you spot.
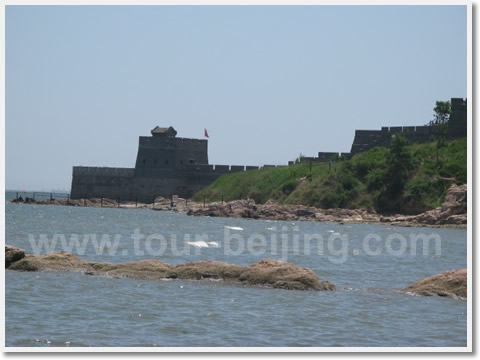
[296,152,350,164]
[134,136,208,176]
[349,98,467,154]
[448,98,467,139]
[71,98,467,202]
[70,167,135,200]
[71,163,269,202]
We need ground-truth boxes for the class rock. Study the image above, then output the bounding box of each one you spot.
[411,184,467,226]
[403,268,467,299]
[8,251,90,272]
[441,184,467,215]
[294,208,316,218]
[238,258,336,291]
[188,200,376,223]
[5,245,25,268]
[5,246,334,291]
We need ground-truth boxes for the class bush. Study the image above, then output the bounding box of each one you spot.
[365,167,385,192]
[193,138,466,215]
[440,161,467,184]
[320,192,341,209]
[404,176,447,212]
[247,189,265,204]
[281,180,297,195]
[351,147,388,180]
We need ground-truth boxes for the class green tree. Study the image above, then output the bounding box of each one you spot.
[376,135,413,212]
[436,123,448,168]
[433,100,451,124]
[384,136,412,194]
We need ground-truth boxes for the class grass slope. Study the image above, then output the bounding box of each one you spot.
[193,138,467,214]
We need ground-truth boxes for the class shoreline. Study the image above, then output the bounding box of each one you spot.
[8,189,467,230]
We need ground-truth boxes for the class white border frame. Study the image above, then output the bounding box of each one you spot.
[1,0,473,353]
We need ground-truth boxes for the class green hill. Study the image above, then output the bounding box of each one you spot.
[193,137,467,215]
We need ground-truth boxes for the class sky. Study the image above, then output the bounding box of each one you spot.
[6,5,467,191]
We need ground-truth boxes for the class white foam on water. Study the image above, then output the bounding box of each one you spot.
[224,226,243,231]
[186,241,209,248]
[186,241,220,248]
[266,227,276,231]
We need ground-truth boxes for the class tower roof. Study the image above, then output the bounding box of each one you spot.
[151,126,177,137]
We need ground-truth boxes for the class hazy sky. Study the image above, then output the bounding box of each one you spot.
[6,5,467,191]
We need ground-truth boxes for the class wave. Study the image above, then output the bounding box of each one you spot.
[224,226,243,231]
[186,241,220,248]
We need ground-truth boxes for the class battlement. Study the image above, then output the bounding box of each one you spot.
[350,125,447,154]
[71,100,467,202]
[295,152,350,164]
[138,136,207,148]
[448,98,467,139]
[184,164,262,174]
[451,98,467,106]
[135,130,208,172]
[72,166,135,177]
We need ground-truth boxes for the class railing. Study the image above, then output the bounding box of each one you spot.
[6,191,70,202]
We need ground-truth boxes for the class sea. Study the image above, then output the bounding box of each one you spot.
[5,200,467,348]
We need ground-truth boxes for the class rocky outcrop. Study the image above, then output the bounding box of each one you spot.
[187,184,467,228]
[403,268,467,299]
[5,245,25,268]
[381,184,467,227]
[10,184,467,228]
[5,247,334,291]
[187,200,378,223]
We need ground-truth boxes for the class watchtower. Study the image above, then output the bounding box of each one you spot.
[447,98,467,139]
[134,126,209,176]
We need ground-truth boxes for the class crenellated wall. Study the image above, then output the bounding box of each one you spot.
[448,98,467,139]
[71,99,467,202]
[70,167,135,200]
[72,163,267,201]
[349,98,467,154]
[134,136,208,176]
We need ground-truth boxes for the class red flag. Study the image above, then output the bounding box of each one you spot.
[204,128,209,138]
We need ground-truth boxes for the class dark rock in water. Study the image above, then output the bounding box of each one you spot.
[9,251,90,272]
[294,209,316,218]
[403,268,467,299]
[5,245,335,291]
[5,245,25,268]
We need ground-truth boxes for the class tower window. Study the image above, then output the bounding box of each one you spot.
[165,159,169,165]
[154,159,157,165]
[142,159,146,165]
[189,159,195,164]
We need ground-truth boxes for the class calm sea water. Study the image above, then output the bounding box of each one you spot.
[5,203,467,347]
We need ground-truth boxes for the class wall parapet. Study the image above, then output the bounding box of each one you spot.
[73,166,135,177]
[294,152,349,164]
[183,164,284,173]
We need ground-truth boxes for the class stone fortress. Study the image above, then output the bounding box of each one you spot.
[70,98,467,202]
[71,126,265,202]
[295,98,467,164]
